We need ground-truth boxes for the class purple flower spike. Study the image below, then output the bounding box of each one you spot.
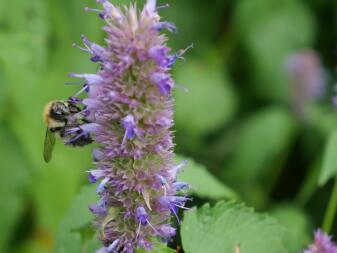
[69,0,190,251]
[303,229,337,253]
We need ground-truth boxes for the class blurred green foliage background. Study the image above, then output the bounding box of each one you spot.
[0,0,337,252]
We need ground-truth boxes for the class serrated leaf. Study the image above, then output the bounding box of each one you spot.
[136,244,175,253]
[54,185,99,253]
[181,201,288,253]
[174,55,237,136]
[318,129,337,186]
[271,205,311,252]
[176,156,237,200]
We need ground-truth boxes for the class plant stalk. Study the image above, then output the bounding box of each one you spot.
[322,178,337,233]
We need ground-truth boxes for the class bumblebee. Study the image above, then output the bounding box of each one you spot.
[43,100,93,163]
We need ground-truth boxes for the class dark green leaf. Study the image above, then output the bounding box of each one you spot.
[136,244,175,253]
[54,185,99,253]
[319,129,337,186]
[226,107,297,183]
[174,55,237,136]
[234,0,315,101]
[271,204,311,252]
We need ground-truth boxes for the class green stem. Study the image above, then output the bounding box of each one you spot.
[322,178,337,233]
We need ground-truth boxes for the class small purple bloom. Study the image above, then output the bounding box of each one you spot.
[286,50,326,118]
[173,181,189,191]
[96,177,109,194]
[158,196,189,223]
[89,203,107,216]
[69,73,103,86]
[150,72,174,96]
[83,98,103,110]
[166,44,194,68]
[88,169,105,183]
[89,196,107,216]
[88,173,98,183]
[121,115,136,139]
[107,239,120,253]
[303,229,337,253]
[136,207,149,226]
[157,224,176,238]
[153,22,177,33]
[92,148,104,161]
[157,175,168,186]
[169,160,188,179]
[148,46,170,67]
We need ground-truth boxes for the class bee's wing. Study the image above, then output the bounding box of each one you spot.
[43,128,55,163]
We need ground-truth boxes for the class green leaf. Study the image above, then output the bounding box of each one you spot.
[318,129,337,186]
[174,54,237,136]
[181,201,287,253]
[296,159,321,206]
[136,244,175,253]
[54,185,99,253]
[0,123,30,253]
[306,104,337,139]
[226,107,297,183]
[234,0,315,102]
[271,205,311,252]
[176,156,237,200]
[223,107,297,207]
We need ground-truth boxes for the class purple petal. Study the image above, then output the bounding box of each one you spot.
[153,22,177,33]
[144,0,157,14]
[150,72,174,95]
[148,46,169,67]
[157,224,176,238]
[69,73,103,85]
[136,207,149,225]
[88,169,105,183]
[96,177,109,194]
